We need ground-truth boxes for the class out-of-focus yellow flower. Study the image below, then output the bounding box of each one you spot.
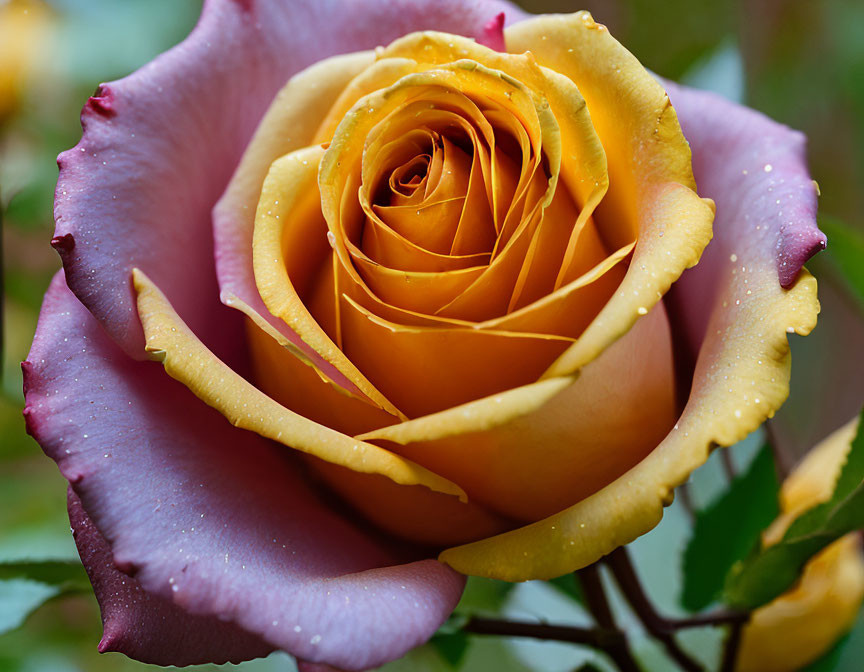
[0,0,52,123]
[737,417,864,672]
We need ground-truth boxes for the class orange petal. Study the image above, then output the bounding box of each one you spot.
[351,255,485,315]
[309,461,516,547]
[338,293,571,417]
[361,302,676,521]
[319,62,559,320]
[245,315,397,437]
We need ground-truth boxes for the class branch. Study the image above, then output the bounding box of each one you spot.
[577,562,644,672]
[719,617,745,672]
[677,482,695,520]
[764,418,793,480]
[462,616,622,649]
[457,552,750,672]
[720,447,737,481]
[605,548,704,671]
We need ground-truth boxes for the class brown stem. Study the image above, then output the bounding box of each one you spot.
[764,418,793,480]
[605,548,704,672]
[462,616,622,649]
[720,447,737,482]
[577,563,643,672]
[678,482,695,521]
[719,616,746,672]
[670,610,750,629]
[458,558,748,672]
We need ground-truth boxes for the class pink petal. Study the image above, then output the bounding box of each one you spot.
[68,488,273,665]
[663,81,825,352]
[297,664,344,672]
[54,0,525,360]
[24,273,465,670]
[476,12,507,51]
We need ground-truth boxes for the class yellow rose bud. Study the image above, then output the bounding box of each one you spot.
[0,0,52,123]
[737,418,864,672]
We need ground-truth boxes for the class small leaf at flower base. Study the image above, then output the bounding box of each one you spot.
[0,579,61,635]
[724,408,864,609]
[680,443,780,612]
[430,630,471,668]
[819,215,864,309]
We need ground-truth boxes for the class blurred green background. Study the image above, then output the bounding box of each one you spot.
[0,1,862,670]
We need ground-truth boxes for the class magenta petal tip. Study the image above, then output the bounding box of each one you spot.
[477,12,506,52]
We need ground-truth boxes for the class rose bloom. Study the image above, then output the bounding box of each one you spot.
[24,1,827,669]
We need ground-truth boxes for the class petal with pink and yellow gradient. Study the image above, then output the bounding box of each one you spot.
[24,273,464,670]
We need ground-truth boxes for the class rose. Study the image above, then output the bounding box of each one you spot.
[23,1,826,669]
[736,417,864,672]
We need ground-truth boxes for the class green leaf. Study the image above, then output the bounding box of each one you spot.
[0,560,89,591]
[680,443,780,611]
[0,559,89,635]
[436,576,514,668]
[0,579,62,635]
[724,408,864,609]
[453,577,514,615]
[819,215,864,309]
[430,631,470,668]
[548,572,586,606]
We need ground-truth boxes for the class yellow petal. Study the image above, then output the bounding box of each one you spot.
[439,268,819,579]
[503,13,715,377]
[779,417,861,524]
[213,49,375,399]
[252,144,406,419]
[762,417,862,546]
[245,314,398,437]
[132,267,466,501]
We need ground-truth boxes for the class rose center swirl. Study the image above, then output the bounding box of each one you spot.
[252,52,635,417]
